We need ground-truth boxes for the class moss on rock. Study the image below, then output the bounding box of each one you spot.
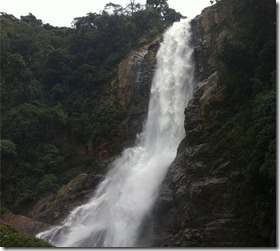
[0,224,53,247]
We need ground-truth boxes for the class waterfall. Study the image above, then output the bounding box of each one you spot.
[37,19,194,247]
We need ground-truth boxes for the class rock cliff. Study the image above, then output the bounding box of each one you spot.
[148,0,275,247]
[149,74,249,246]
[110,36,161,150]
[93,36,161,161]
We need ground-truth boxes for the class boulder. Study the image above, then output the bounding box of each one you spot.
[28,172,103,225]
[1,211,51,236]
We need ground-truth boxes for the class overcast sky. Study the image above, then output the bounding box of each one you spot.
[0,0,211,27]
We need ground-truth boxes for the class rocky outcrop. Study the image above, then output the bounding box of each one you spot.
[149,76,248,246]
[191,1,235,81]
[111,36,161,149]
[111,36,159,108]
[28,170,106,226]
[1,211,51,236]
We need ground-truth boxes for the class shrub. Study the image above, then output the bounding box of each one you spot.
[0,225,53,247]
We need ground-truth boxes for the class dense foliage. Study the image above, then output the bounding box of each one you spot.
[0,224,53,247]
[205,0,276,245]
[0,0,182,212]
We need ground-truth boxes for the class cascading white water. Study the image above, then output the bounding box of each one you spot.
[37,19,194,247]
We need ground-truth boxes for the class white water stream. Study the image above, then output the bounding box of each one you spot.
[37,19,194,247]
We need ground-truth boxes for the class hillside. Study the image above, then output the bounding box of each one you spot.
[1,0,181,214]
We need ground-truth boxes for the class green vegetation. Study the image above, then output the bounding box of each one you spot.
[0,0,182,213]
[0,224,53,247]
[205,0,276,246]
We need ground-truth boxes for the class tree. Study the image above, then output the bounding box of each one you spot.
[146,0,169,13]
[1,53,42,108]
[210,0,221,4]
[0,139,17,156]
[162,7,183,22]
[126,0,142,15]
[104,3,125,15]
[20,13,43,26]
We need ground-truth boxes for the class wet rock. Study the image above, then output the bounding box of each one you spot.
[110,36,161,151]
[28,172,104,225]
[1,211,52,235]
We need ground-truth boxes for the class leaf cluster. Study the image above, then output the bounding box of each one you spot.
[0,225,53,247]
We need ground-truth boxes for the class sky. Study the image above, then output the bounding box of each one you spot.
[0,0,211,27]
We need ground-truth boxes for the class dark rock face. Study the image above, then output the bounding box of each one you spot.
[27,158,116,227]
[110,36,160,151]
[191,2,235,82]
[28,172,103,226]
[149,75,248,247]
